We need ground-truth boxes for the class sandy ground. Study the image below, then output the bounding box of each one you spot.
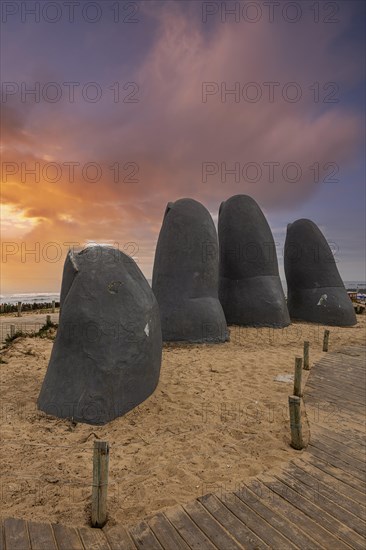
[0,315,365,527]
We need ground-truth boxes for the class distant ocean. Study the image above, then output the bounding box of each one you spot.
[1,281,365,305]
[0,293,60,305]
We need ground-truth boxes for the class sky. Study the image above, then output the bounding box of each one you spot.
[1,0,365,294]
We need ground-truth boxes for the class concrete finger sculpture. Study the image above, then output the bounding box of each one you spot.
[152,198,228,342]
[219,194,290,327]
[38,245,162,425]
[285,219,356,326]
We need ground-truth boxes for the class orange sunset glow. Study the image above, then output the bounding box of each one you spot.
[1,0,365,296]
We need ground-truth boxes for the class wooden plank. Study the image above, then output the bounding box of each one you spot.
[217,493,295,550]
[199,494,268,550]
[52,523,84,550]
[262,477,350,550]
[306,453,366,496]
[313,431,366,464]
[311,366,365,383]
[308,443,366,484]
[319,427,366,452]
[149,513,190,550]
[129,521,163,550]
[310,375,366,393]
[306,389,364,410]
[306,382,365,405]
[316,355,365,369]
[304,395,361,425]
[0,521,4,550]
[291,458,366,507]
[312,363,365,376]
[165,505,217,550]
[276,472,366,549]
[309,439,366,475]
[246,478,338,549]
[78,527,111,550]
[28,522,57,550]
[103,525,137,550]
[337,425,366,444]
[286,463,366,525]
[4,518,30,550]
[316,355,365,368]
[311,376,366,391]
[184,499,243,549]
[307,380,366,406]
[234,483,319,549]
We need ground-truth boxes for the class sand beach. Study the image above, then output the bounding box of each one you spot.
[1,314,364,527]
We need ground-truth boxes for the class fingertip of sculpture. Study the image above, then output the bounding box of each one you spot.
[284,219,356,326]
[38,245,162,425]
[218,195,290,327]
[152,198,228,343]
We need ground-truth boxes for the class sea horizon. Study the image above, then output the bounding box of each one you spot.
[2,280,366,305]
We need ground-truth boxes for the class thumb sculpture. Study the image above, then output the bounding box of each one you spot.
[284,219,356,326]
[38,245,162,425]
[219,194,290,327]
[152,198,228,342]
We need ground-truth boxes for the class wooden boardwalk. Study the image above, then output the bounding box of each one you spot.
[1,345,365,549]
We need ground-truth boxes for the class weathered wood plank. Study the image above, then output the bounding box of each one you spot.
[235,482,320,549]
[78,527,111,550]
[184,499,243,549]
[307,380,366,406]
[0,520,4,550]
[310,366,365,383]
[4,518,30,550]
[148,512,190,550]
[337,425,366,444]
[246,478,338,549]
[319,427,366,452]
[276,472,366,549]
[309,439,366,474]
[304,395,362,425]
[313,380,366,394]
[199,493,268,550]
[164,505,217,549]
[312,431,366,464]
[306,453,366,496]
[103,524,137,550]
[308,443,366,484]
[309,378,366,396]
[291,459,366,509]
[28,522,57,550]
[306,385,365,409]
[129,520,163,550]
[285,465,366,537]
[217,493,295,550]
[262,477,350,550]
[52,523,84,550]
[285,464,366,527]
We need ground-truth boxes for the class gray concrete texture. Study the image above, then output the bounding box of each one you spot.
[285,219,356,326]
[38,246,162,425]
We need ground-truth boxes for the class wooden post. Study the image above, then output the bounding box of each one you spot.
[294,357,303,397]
[17,301,22,317]
[323,330,330,352]
[46,315,51,326]
[288,396,303,450]
[91,440,109,528]
[10,324,15,337]
[303,341,310,370]
[52,300,55,313]
[0,304,4,314]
